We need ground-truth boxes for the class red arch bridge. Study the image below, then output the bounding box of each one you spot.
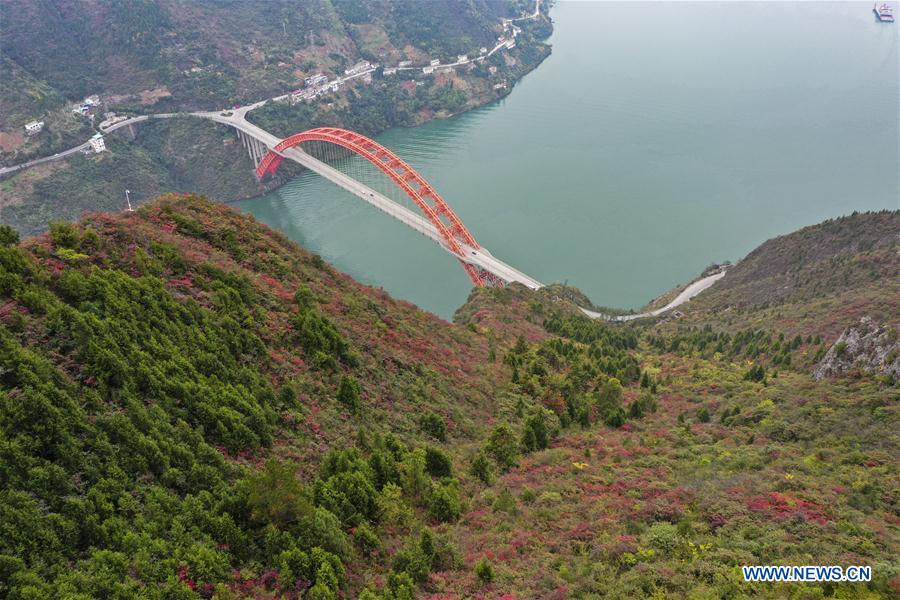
[202,108,542,289]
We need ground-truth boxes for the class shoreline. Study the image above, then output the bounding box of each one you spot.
[227,44,554,208]
[579,268,729,322]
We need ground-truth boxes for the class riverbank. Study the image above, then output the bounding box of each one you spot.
[579,268,728,321]
[0,16,553,238]
[239,1,898,320]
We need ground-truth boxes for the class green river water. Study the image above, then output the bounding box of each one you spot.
[238,1,899,320]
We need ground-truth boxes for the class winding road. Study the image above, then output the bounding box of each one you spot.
[0,114,177,177]
[579,270,727,321]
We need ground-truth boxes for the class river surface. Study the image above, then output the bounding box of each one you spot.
[238,1,899,320]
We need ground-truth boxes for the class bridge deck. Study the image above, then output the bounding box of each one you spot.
[204,110,542,290]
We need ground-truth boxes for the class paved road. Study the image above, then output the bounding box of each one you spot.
[0,141,91,176]
[0,113,178,177]
[1,0,544,177]
[579,270,727,321]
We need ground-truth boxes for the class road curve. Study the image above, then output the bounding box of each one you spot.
[580,270,727,321]
[0,113,178,177]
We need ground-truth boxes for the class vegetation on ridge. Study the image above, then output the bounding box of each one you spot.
[0,198,897,598]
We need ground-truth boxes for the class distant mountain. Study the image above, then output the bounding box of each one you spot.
[0,0,552,238]
[0,0,511,118]
[1,196,896,598]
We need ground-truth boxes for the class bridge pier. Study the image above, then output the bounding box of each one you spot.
[236,130,270,176]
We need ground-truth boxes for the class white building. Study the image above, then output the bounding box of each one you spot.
[422,66,435,75]
[24,121,44,135]
[479,47,488,54]
[89,133,106,153]
[344,60,372,76]
[429,59,440,67]
[457,54,468,62]
[383,67,397,75]
[398,60,412,68]
[305,73,328,87]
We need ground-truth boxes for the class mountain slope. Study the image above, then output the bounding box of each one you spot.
[649,211,899,343]
[0,194,528,598]
[0,198,896,598]
[0,0,508,115]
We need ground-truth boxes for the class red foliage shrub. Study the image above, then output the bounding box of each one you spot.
[746,492,829,525]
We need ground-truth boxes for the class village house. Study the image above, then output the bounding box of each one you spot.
[89,133,106,153]
[24,121,44,135]
[429,59,440,67]
[305,73,328,87]
[344,61,372,76]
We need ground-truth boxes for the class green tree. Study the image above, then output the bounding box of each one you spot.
[429,480,461,522]
[475,558,494,584]
[469,451,492,484]
[337,375,361,413]
[420,413,447,441]
[424,446,452,478]
[486,423,518,472]
[242,460,313,529]
[0,225,19,247]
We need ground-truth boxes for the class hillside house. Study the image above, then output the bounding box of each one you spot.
[24,121,44,135]
[89,133,106,153]
[344,61,372,76]
[305,73,327,87]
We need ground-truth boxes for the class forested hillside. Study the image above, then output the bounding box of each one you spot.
[0,0,512,118]
[0,199,896,598]
[1,0,552,237]
[650,211,900,343]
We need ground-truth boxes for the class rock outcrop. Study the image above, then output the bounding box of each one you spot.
[813,316,899,380]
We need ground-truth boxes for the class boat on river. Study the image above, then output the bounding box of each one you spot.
[874,3,894,23]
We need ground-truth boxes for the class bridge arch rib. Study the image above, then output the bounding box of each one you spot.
[256,127,493,287]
